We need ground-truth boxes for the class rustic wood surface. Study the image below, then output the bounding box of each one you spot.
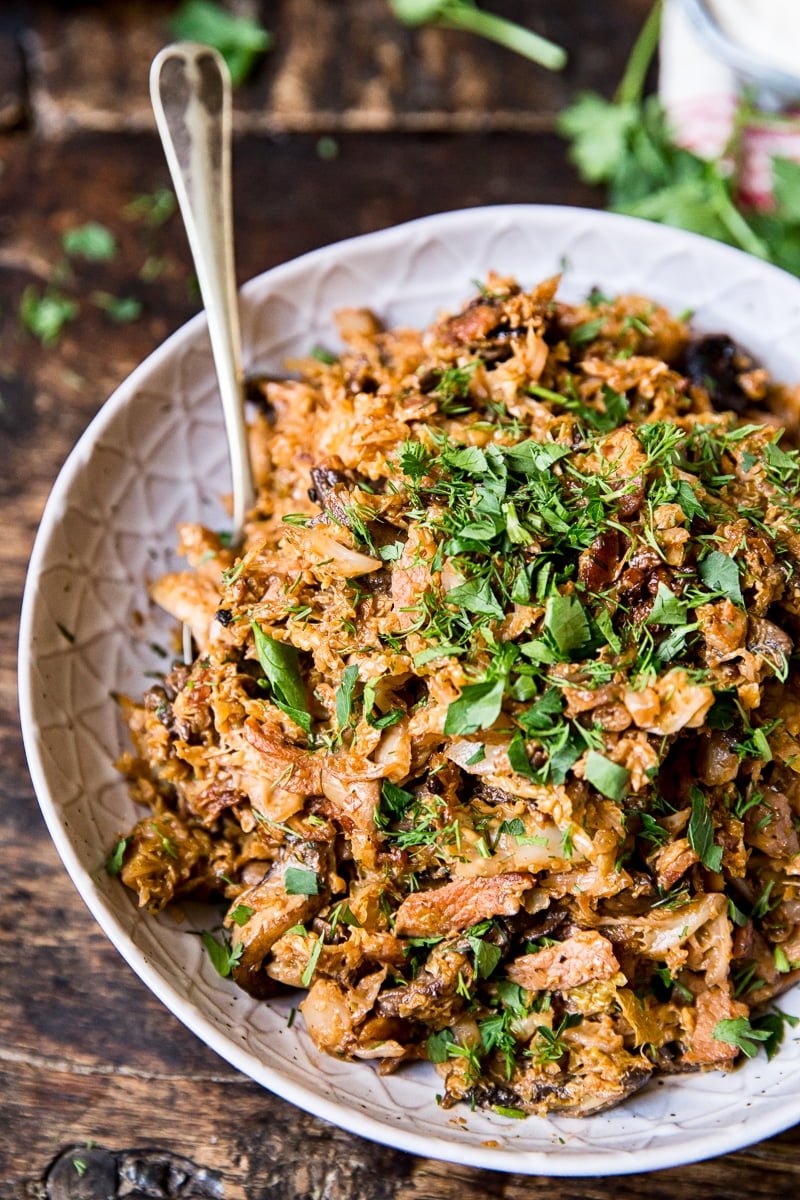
[4,1,800,1195]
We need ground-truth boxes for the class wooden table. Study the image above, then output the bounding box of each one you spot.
[4,2,800,1195]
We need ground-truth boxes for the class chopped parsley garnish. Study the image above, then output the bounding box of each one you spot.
[543,593,590,657]
[529,1012,582,1064]
[335,664,359,731]
[584,751,630,802]
[687,787,723,872]
[251,621,312,733]
[712,1016,772,1058]
[20,286,78,347]
[63,222,117,261]
[698,551,743,607]
[284,867,319,896]
[443,677,505,736]
[201,930,244,978]
[301,936,324,988]
[230,904,254,926]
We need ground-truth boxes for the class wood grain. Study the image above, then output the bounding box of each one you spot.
[25,0,652,133]
[3,1,800,1195]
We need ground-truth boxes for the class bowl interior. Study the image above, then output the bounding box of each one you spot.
[20,205,800,1175]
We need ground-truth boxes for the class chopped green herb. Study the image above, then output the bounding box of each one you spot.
[752,1009,800,1061]
[284,867,319,896]
[687,786,723,872]
[569,317,606,346]
[544,593,590,657]
[310,345,338,365]
[646,582,688,626]
[584,750,629,801]
[467,935,502,980]
[251,621,312,733]
[63,221,117,261]
[335,663,360,731]
[125,186,176,227]
[20,286,78,347]
[230,904,254,926]
[106,837,129,876]
[699,551,743,606]
[301,936,324,987]
[444,677,505,736]
[201,929,243,978]
[712,1016,771,1058]
[427,1027,456,1063]
[91,291,143,323]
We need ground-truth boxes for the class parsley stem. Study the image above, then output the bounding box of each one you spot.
[437,5,567,70]
[709,178,771,260]
[615,0,661,107]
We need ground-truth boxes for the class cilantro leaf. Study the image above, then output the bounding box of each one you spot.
[507,730,537,780]
[413,643,464,666]
[699,551,743,606]
[558,92,639,184]
[201,930,243,978]
[447,446,488,474]
[503,440,571,474]
[63,222,117,261]
[646,582,688,626]
[499,817,525,838]
[284,867,319,896]
[687,787,723,872]
[230,903,254,926]
[544,593,590,657]
[443,677,505,736]
[520,687,564,730]
[584,750,630,801]
[446,578,505,619]
[674,480,707,522]
[712,1016,771,1058]
[335,664,359,731]
[379,779,414,822]
[172,0,273,87]
[467,935,502,980]
[427,1027,456,1063]
[251,622,312,732]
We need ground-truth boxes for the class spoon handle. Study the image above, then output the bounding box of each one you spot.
[150,43,255,535]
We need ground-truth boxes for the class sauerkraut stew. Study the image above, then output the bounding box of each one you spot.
[110,274,800,1117]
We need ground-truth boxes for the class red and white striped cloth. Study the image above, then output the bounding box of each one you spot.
[660,0,800,209]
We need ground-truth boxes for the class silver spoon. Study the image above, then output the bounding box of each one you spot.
[150,43,256,662]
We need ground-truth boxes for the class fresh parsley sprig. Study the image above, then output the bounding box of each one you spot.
[558,1,800,279]
[390,1,567,71]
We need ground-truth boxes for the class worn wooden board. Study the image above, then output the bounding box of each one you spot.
[13,0,651,134]
[4,1,800,1195]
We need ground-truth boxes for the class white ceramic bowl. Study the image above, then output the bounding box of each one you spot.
[19,205,800,1175]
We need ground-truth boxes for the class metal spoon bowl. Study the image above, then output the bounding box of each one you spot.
[150,43,256,660]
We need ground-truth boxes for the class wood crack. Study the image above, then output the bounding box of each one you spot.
[1,1044,244,1085]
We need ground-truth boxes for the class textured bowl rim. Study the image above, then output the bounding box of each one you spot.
[18,203,800,1176]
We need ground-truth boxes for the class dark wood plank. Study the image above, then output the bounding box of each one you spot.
[27,0,652,133]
